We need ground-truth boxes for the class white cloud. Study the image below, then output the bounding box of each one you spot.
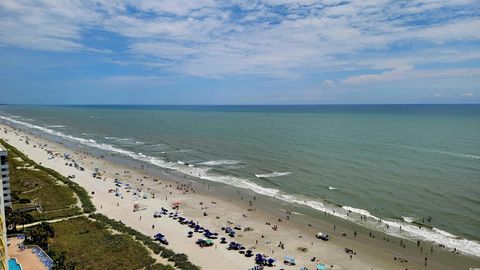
[343,68,480,84]
[0,0,479,79]
[461,92,474,97]
[126,0,216,16]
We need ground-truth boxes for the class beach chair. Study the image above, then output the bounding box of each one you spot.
[267,258,275,266]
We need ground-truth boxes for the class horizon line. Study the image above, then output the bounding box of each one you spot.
[1,103,480,106]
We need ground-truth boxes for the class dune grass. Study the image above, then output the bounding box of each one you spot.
[90,213,200,270]
[1,139,81,220]
[48,217,173,270]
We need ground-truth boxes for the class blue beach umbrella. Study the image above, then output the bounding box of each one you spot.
[283,256,295,264]
[316,263,326,270]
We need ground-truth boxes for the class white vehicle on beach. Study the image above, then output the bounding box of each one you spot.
[316,232,329,241]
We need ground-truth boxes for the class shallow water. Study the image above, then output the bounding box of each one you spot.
[1,104,479,256]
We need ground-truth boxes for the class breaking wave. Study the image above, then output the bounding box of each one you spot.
[255,171,291,178]
[199,160,241,166]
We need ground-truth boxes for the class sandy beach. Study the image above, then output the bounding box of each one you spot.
[1,123,478,270]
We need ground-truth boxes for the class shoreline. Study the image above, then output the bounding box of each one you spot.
[1,113,479,253]
[1,113,479,254]
[1,122,479,269]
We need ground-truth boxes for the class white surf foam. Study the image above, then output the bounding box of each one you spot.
[2,114,480,257]
[147,156,280,198]
[161,149,192,154]
[105,136,132,141]
[255,171,291,178]
[383,143,480,160]
[279,194,480,257]
[402,216,416,223]
[47,125,65,128]
[435,150,480,160]
[200,160,241,166]
[105,136,145,145]
[343,206,379,220]
[328,186,337,190]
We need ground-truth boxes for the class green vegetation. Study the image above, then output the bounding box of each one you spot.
[48,217,161,269]
[25,222,55,250]
[90,213,200,270]
[0,139,81,221]
[0,139,96,214]
[6,207,33,231]
[39,166,96,214]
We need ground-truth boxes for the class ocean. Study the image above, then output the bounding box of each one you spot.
[1,104,479,256]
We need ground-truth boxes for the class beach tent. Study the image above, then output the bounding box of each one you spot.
[316,263,326,270]
[283,256,295,265]
[205,239,214,245]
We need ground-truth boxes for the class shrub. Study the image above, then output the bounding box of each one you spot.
[160,249,174,259]
[89,213,201,269]
[0,139,95,213]
[149,264,176,270]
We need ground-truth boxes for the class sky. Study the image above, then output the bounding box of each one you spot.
[0,0,479,105]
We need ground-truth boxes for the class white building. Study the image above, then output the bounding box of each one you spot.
[0,146,8,269]
[0,148,11,208]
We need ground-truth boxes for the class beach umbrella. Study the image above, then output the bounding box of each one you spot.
[316,263,326,270]
[283,256,295,264]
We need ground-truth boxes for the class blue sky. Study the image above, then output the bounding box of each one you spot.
[0,0,479,104]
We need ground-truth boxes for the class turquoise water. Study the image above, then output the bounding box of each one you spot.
[9,258,22,270]
[1,105,479,256]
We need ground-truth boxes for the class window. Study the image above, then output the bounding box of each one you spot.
[0,155,6,165]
